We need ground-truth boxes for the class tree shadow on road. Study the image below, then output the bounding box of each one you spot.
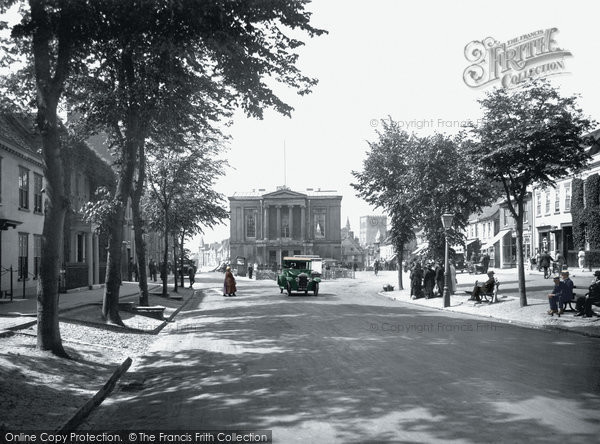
[82,287,600,443]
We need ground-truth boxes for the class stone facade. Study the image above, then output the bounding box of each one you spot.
[229,187,342,267]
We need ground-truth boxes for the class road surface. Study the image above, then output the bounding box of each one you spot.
[82,272,600,443]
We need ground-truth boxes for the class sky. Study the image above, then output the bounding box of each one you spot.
[195,0,600,248]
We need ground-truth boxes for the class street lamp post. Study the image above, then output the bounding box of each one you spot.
[441,213,454,308]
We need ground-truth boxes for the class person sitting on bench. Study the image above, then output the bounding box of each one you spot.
[575,270,600,317]
[559,271,575,315]
[468,270,495,303]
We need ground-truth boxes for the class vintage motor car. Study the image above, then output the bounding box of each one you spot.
[277,256,322,296]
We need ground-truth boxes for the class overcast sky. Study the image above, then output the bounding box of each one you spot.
[196,0,600,247]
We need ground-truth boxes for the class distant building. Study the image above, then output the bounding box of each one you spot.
[229,186,342,267]
[340,218,365,269]
[359,215,387,246]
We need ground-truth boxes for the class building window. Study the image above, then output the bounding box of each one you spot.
[18,233,28,280]
[564,183,571,212]
[545,191,551,214]
[281,212,290,238]
[77,233,85,262]
[523,205,529,224]
[245,212,256,238]
[554,186,560,213]
[34,234,42,278]
[19,166,29,209]
[34,173,43,214]
[314,209,326,239]
[536,191,541,216]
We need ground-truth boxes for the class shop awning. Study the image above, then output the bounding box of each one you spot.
[481,229,511,250]
[465,239,478,245]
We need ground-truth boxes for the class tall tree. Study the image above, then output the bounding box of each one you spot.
[145,140,228,297]
[66,0,325,323]
[468,79,595,307]
[352,118,493,290]
[0,0,105,356]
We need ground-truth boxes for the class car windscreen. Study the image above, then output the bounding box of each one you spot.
[285,261,309,270]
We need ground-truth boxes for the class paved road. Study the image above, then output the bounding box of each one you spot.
[82,273,600,443]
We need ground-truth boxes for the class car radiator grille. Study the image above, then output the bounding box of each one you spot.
[298,275,308,290]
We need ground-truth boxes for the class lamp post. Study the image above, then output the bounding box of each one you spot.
[441,213,454,308]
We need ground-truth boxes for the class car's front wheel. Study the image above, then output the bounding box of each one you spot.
[286,282,292,296]
[313,282,319,296]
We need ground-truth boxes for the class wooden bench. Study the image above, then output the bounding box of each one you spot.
[475,278,500,303]
[132,305,166,320]
[563,293,577,312]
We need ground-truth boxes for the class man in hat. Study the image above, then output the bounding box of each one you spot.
[575,270,600,317]
[469,270,496,303]
[558,271,575,315]
[547,275,566,316]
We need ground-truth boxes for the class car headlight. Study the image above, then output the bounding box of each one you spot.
[295,277,299,282]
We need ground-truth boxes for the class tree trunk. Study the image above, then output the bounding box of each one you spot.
[36,115,68,358]
[162,221,170,297]
[30,0,69,357]
[131,143,148,306]
[515,202,528,307]
[131,199,148,306]
[180,231,185,288]
[103,136,138,323]
[396,247,404,290]
[103,203,125,324]
[173,241,178,293]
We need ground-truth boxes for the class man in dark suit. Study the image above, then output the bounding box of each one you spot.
[469,271,496,303]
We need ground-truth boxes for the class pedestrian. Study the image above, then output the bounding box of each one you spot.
[423,262,436,299]
[247,265,253,280]
[468,270,496,303]
[188,265,196,288]
[535,249,541,271]
[539,250,554,279]
[223,266,237,297]
[481,253,490,274]
[149,259,157,282]
[559,271,575,315]
[374,260,380,276]
[555,251,566,272]
[434,261,445,297]
[575,270,600,317]
[578,248,586,272]
[410,262,423,299]
[449,259,457,295]
[547,275,566,316]
[127,257,135,281]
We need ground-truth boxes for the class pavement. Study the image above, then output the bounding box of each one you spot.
[2,268,600,337]
[0,279,177,331]
[376,266,600,337]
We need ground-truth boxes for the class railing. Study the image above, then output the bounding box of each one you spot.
[322,267,355,280]
[1,266,15,301]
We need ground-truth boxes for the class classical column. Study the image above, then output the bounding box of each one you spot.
[276,205,282,240]
[288,206,293,239]
[93,233,99,285]
[264,205,269,240]
[300,205,306,241]
[87,232,93,289]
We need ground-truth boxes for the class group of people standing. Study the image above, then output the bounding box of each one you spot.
[409,260,457,300]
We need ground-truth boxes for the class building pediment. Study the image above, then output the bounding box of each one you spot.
[263,189,307,199]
